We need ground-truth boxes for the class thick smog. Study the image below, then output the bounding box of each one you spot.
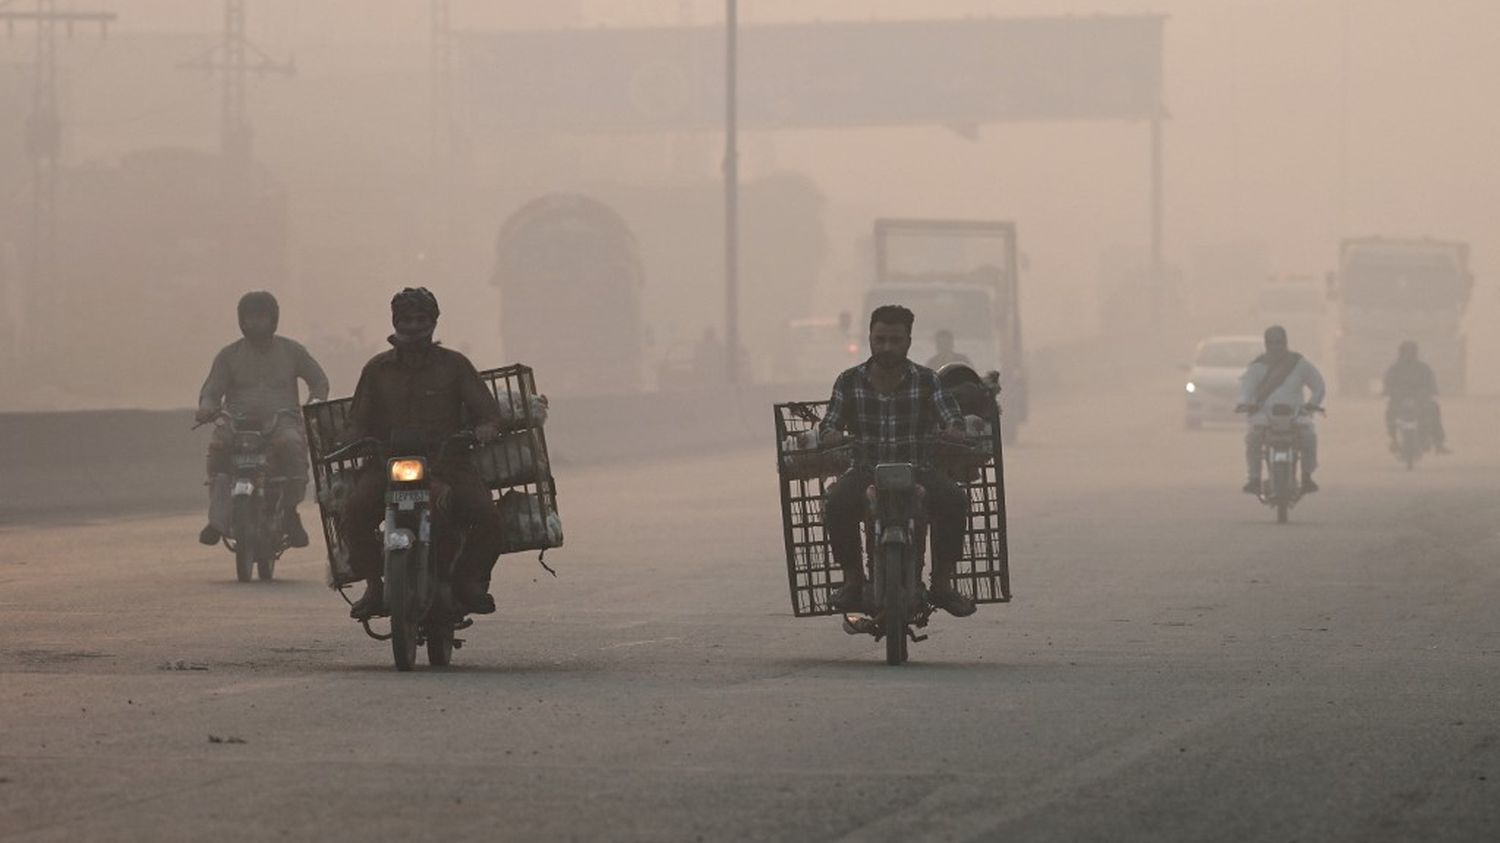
[1,2,1496,841]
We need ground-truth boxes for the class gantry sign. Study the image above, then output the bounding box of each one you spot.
[457,17,1164,131]
[458,16,1169,328]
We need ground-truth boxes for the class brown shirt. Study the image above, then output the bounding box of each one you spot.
[345,344,501,450]
[199,336,329,420]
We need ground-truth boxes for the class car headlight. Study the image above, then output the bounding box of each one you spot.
[1185,382,1197,394]
[388,458,426,482]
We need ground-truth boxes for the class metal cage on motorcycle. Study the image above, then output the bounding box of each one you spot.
[305,363,562,588]
[773,400,1011,618]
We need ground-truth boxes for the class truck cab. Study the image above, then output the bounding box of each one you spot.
[868,218,1026,438]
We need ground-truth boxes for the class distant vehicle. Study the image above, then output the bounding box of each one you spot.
[771,315,861,384]
[1254,276,1328,361]
[866,218,1027,442]
[1184,335,1264,428]
[1330,237,1473,396]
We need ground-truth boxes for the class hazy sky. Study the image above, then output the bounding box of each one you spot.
[4,1,1497,402]
[92,0,1500,308]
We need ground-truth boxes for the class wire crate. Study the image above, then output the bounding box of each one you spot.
[773,400,1011,618]
[305,362,561,588]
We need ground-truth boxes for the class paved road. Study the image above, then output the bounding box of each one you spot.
[2,388,1497,841]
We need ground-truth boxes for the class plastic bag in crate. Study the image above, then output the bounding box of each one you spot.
[497,392,549,432]
[499,489,564,552]
[473,430,549,487]
[779,427,850,480]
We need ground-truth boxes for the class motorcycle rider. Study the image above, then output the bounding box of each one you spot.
[1383,340,1449,454]
[1238,325,1326,494]
[819,305,976,618]
[926,328,972,369]
[196,291,329,548]
[340,287,505,620]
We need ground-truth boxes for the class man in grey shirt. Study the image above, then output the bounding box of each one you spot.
[196,292,330,547]
[1238,325,1326,494]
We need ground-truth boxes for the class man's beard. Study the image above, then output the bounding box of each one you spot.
[872,350,905,369]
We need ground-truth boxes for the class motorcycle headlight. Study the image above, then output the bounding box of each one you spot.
[388,459,426,483]
[1185,382,1197,394]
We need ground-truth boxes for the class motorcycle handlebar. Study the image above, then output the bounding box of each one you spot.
[193,408,299,431]
[323,430,479,465]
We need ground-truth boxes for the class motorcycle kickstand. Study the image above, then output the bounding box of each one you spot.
[906,627,928,644]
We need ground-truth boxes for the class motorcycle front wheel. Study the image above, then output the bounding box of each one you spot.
[231,497,256,582]
[427,629,453,667]
[386,548,419,671]
[880,545,909,666]
[1271,462,1291,524]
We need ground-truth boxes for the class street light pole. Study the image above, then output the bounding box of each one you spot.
[723,0,740,384]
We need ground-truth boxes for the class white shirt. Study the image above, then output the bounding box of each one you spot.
[1239,354,1326,425]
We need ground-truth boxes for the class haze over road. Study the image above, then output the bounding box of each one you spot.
[2,387,1497,841]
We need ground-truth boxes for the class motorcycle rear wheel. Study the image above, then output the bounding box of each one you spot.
[231,498,255,582]
[386,549,419,671]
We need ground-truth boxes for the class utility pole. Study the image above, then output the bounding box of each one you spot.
[428,0,454,287]
[181,0,295,194]
[723,0,740,383]
[0,0,114,372]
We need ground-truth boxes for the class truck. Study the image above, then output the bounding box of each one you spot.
[867,218,1026,441]
[1331,237,1473,396]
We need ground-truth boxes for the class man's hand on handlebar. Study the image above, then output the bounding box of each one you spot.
[938,424,967,443]
[820,428,846,448]
[474,421,500,444]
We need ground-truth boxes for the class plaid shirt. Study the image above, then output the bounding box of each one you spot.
[819,360,963,465]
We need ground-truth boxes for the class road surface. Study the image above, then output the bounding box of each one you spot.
[2,388,1497,841]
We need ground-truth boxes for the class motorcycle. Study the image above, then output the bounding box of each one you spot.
[200,409,298,582]
[821,436,991,666]
[1238,402,1323,524]
[324,431,477,671]
[1391,396,1427,471]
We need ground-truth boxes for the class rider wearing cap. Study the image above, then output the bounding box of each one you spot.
[1238,325,1326,494]
[339,288,505,620]
[196,291,329,548]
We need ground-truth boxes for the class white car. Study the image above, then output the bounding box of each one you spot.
[1184,335,1264,428]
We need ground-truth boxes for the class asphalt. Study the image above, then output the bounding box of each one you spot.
[1,385,1497,842]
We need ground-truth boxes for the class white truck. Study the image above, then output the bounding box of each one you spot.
[866,218,1027,440]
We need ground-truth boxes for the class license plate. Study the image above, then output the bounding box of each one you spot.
[232,479,255,496]
[390,489,429,510]
[1271,451,1292,463]
[233,455,263,467]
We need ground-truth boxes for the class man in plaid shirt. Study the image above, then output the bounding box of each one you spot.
[819,305,976,618]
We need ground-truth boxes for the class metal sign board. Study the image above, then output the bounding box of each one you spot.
[457,16,1163,133]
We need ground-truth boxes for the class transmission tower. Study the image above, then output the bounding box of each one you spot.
[181,0,295,191]
[0,0,114,372]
